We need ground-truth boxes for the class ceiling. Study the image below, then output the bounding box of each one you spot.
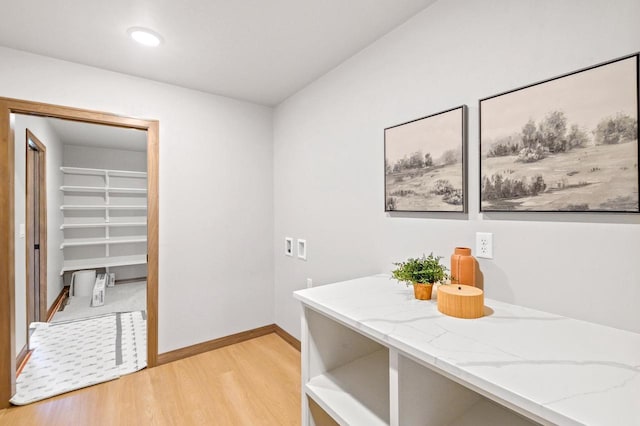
[46,117,147,152]
[0,0,436,106]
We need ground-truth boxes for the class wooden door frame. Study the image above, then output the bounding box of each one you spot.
[0,97,159,408]
[24,130,48,360]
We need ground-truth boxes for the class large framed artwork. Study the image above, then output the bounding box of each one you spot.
[480,54,639,213]
[385,106,467,212]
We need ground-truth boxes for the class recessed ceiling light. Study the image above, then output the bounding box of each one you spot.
[127,27,162,47]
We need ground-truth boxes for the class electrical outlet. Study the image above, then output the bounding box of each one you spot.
[476,232,493,259]
[306,278,313,288]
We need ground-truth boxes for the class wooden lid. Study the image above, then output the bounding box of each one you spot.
[438,284,482,297]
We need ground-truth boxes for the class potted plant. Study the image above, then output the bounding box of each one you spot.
[391,253,449,300]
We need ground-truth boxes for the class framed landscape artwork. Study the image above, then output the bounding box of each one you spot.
[480,54,639,213]
[385,106,467,212]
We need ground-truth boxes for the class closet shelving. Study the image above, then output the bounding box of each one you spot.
[60,205,147,210]
[60,255,147,274]
[60,236,147,248]
[60,222,146,229]
[59,166,146,178]
[60,185,147,194]
[59,166,148,276]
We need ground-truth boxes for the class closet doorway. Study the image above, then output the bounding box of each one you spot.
[0,97,159,408]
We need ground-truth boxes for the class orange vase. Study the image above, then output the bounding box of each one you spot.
[450,247,477,287]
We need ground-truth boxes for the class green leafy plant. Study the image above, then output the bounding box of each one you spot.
[391,253,449,285]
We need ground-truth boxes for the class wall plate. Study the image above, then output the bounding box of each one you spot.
[297,239,307,260]
[476,232,493,259]
[285,237,293,256]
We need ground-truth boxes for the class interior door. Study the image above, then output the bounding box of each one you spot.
[25,130,47,344]
[27,143,40,324]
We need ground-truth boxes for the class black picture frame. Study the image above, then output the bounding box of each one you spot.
[384,105,467,213]
[479,53,639,213]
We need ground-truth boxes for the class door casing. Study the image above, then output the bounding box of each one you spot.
[0,97,159,407]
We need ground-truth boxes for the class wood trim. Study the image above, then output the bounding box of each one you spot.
[0,97,160,407]
[0,97,151,130]
[0,99,16,407]
[157,325,277,366]
[274,325,301,351]
[146,120,159,368]
[45,286,69,322]
[15,345,28,376]
[25,135,35,345]
[15,348,31,378]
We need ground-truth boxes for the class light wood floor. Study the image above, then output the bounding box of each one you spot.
[0,333,301,425]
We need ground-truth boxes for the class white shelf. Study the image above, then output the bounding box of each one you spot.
[60,236,147,248]
[60,185,146,194]
[60,205,107,210]
[60,254,147,275]
[60,185,106,192]
[60,166,147,178]
[60,204,147,210]
[106,187,147,194]
[305,350,389,426]
[105,205,147,209]
[60,222,147,229]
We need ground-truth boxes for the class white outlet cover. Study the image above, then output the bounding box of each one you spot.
[297,239,307,260]
[476,232,493,259]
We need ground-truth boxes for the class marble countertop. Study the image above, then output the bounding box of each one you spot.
[294,274,640,426]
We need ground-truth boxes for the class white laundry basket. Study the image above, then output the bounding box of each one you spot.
[70,270,96,297]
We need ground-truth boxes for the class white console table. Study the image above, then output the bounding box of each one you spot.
[294,274,640,426]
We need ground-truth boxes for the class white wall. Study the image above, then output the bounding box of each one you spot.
[273,0,640,338]
[63,144,146,171]
[0,46,274,353]
[13,115,64,355]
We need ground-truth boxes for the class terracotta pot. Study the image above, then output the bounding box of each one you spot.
[450,247,477,287]
[412,283,434,300]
